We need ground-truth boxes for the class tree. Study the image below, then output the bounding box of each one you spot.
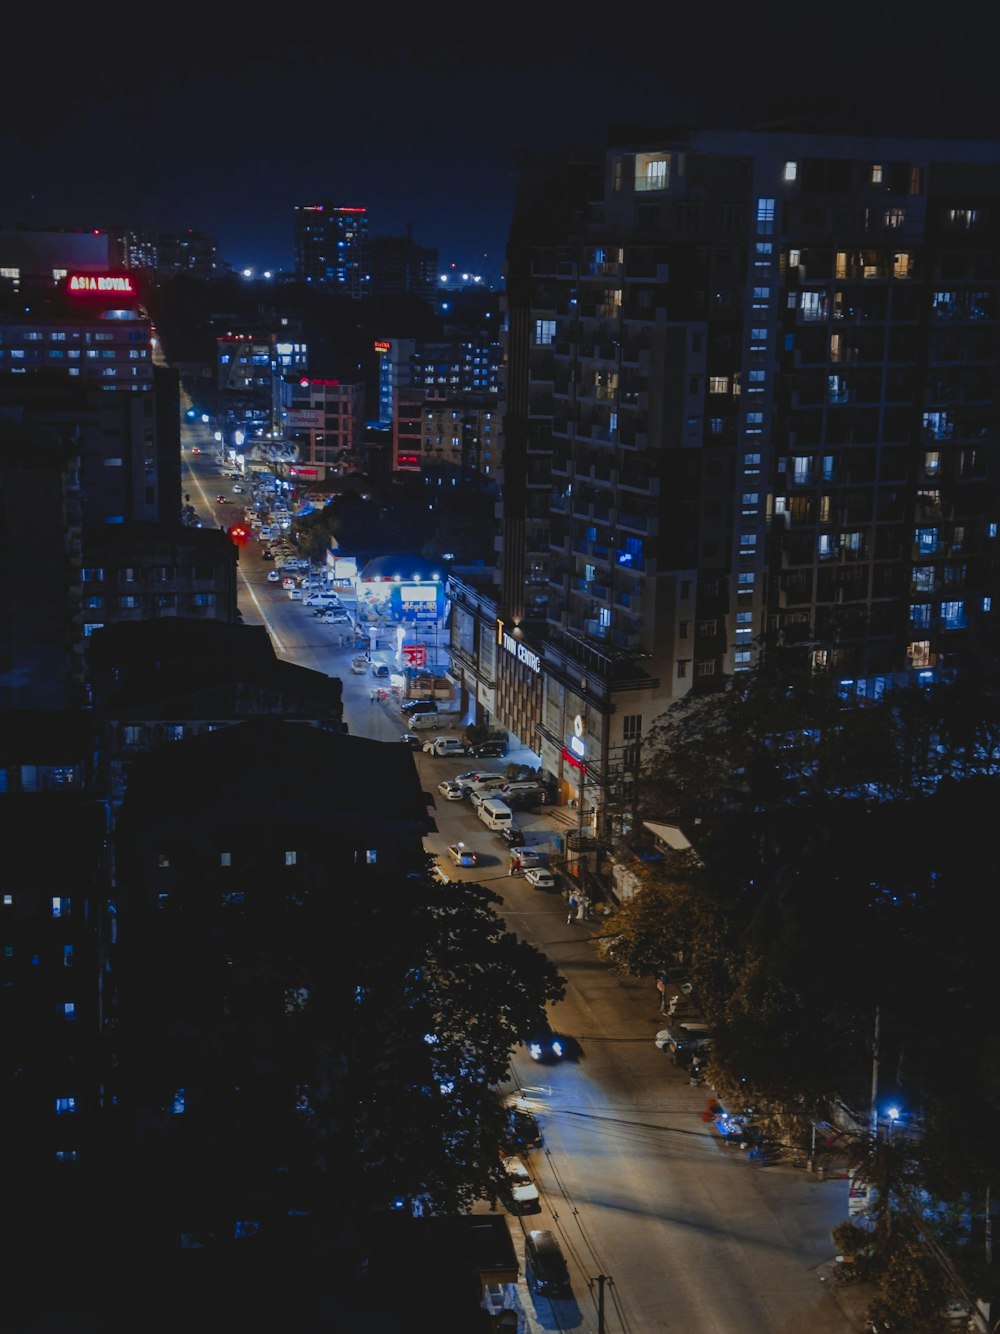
[111,862,565,1260]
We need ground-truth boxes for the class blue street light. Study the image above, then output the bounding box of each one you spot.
[886,1105,900,1139]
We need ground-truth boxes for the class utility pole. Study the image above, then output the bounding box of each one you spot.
[591,1274,612,1332]
[870,1005,881,1138]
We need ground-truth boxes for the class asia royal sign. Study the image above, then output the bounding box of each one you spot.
[67,274,135,295]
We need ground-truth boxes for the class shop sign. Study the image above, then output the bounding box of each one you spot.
[496,620,540,673]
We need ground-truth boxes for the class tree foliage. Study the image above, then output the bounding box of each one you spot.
[112,862,564,1254]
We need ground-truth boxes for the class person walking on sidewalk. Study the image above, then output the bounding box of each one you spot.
[566,893,577,924]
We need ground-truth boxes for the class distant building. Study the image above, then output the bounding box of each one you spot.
[155,229,228,280]
[370,228,439,304]
[278,373,366,479]
[420,392,500,488]
[293,203,370,298]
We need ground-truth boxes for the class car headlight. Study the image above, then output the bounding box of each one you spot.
[551,1039,563,1059]
[529,1042,542,1061]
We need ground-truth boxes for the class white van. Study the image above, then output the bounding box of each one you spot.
[478,797,513,831]
[410,711,444,732]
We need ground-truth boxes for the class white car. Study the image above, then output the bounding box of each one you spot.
[422,737,467,757]
[502,1155,540,1211]
[266,569,280,582]
[437,780,466,801]
[523,867,556,891]
[288,587,303,600]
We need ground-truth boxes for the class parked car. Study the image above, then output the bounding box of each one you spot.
[371,662,390,679]
[400,699,438,716]
[400,733,423,749]
[501,1101,543,1152]
[654,1023,713,1061]
[470,739,508,759]
[525,1229,571,1298]
[351,655,369,674]
[499,826,526,848]
[261,549,274,560]
[423,737,467,758]
[437,780,466,802]
[502,1155,540,1213]
[446,841,478,867]
[523,867,556,891]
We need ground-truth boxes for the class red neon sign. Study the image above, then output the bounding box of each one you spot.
[373,340,391,352]
[67,274,135,295]
[298,378,341,387]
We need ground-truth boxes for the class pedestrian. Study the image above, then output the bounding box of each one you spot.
[370,689,375,702]
[566,893,577,924]
[576,893,589,922]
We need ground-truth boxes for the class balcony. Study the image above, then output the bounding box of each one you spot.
[617,511,657,535]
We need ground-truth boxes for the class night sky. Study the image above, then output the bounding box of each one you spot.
[2,4,996,284]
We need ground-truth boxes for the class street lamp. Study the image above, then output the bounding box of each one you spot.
[886,1106,900,1140]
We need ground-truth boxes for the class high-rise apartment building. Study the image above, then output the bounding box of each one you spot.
[370,229,439,304]
[293,204,370,298]
[485,125,1000,826]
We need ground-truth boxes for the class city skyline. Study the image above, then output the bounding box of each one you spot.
[2,6,995,281]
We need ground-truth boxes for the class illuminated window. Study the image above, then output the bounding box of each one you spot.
[783,161,797,182]
[285,850,297,866]
[756,198,775,233]
[709,376,729,394]
[871,164,883,184]
[220,852,231,867]
[55,1097,76,1115]
[535,319,555,345]
[52,897,71,918]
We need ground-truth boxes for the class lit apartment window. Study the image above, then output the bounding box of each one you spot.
[872,164,883,184]
[884,208,905,229]
[366,850,378,864]
[157,853,170,868]
[941,600,965,629]
[55,1097,76,1115]
[756,198,775,232]
[734,649,752,665]
[709,376,729,394]
[635,153,669,192]
[63,1002,77,1020]
[55,1150,78,1163]
[783,161,797,182]
[220,852,231,867]
[535,319,556,345]
[63,945,74,967]
[285,851,297,866]
[52,897,71,918]
[910,603,932,627]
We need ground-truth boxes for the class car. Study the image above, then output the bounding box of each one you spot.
[526,1025,566,1063]
[323,612,352,625]
[470,740,508,759]
[266,569,280,582]
[501,1102,543,1152]
[281,577,297,590]
[654,1023,713,1060]
[499,826,526,849]
[508,848,544,871]
[437,780,466,801]
[351,655,369,674]
[215,494,227,504]
[501,1155,540,1212]
[422,737,467,757]
[191,446,202,455]
[261,549,274,560]
[400,699,438,715]
[400,733,423,749]
[446,841,478,867]
[288,587,303,600]
[523,867,557,891]
[371,662,390,679]
[232,484,243,494]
